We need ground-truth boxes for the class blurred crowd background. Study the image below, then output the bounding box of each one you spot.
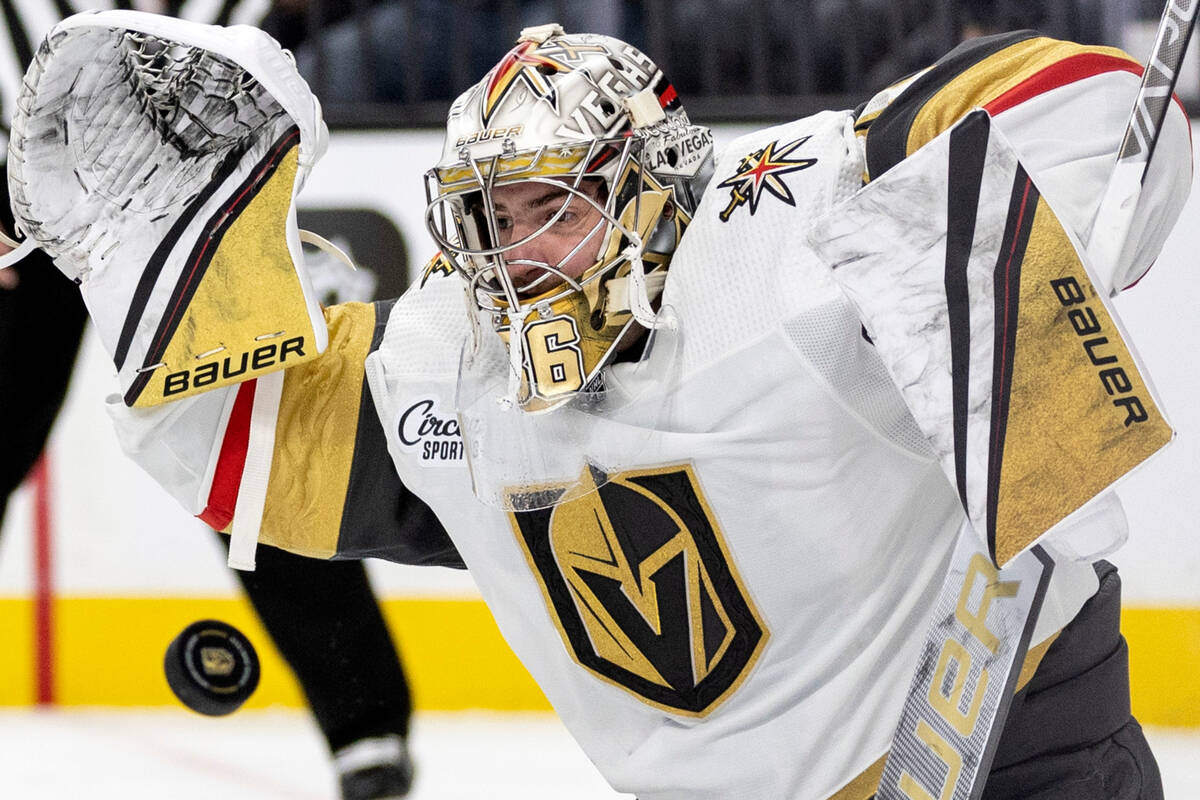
[248,0,1191,125]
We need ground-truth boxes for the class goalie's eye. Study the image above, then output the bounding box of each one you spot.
[492,183,600,244]
[548,206,583,227]
[494,205,582,240]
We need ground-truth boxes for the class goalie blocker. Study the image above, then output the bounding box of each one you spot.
[1,10,330,408]
[810,106,1177,800]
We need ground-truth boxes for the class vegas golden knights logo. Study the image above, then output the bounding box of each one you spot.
[509,464,768,716]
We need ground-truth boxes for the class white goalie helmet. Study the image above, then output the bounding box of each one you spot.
[425,24,714,409]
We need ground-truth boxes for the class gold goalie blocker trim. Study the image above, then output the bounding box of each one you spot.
[989,193,1171,566]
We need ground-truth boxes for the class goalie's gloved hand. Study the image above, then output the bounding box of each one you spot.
[6,11,329,407]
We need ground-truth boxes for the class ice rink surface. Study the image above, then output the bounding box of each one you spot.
[0,709,1196,799]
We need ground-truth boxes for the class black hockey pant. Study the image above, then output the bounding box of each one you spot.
[984,561,1162,800]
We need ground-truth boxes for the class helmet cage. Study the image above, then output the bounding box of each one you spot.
[425,135,649,317]
[425,133,681,407]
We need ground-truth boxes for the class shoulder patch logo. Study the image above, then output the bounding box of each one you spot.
[716,135,817,222]
[509,464,768,716]
[419,253,456,288]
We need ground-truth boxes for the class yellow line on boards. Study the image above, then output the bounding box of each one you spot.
[0,597,35,705]
[0,596,549,711]
[1124,606,1200,727]
[0,596,1196,726]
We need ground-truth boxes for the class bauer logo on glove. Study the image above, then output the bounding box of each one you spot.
[3,10,330,407]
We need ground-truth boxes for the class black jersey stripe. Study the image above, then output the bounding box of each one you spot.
[864,30,1040,182]
[334,297,464,567]
[944,110,992,512]
[986,166,1040,562]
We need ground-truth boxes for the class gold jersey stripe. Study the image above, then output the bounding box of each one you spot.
[860,34,1138,183]
[255,301,378,558]
[905,39,1134,160]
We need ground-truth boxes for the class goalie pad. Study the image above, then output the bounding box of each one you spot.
[5,10,329,407]
[809,110,1172,567]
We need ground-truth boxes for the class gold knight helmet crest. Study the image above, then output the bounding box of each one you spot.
[509,463,768,715]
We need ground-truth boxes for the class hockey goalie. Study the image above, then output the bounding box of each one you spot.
[0,10,1191,800]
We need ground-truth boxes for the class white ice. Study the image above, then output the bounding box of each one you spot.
[0,709,1195,799]
[0,709,631,799]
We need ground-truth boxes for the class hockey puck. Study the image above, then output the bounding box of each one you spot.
[163,619,260,716]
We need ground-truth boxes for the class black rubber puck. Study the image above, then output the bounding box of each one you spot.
[164,619,260,716]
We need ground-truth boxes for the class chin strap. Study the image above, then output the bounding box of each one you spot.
[505,307,530,407]
[622,244,674,330]
[605,268,667,321]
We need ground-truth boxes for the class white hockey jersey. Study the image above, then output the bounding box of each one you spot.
[104,33,1191,800]
[368,114,966,800]
[361,42,1189,798]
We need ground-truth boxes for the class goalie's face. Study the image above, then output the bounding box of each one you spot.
[492,178,608,296]
[437,166,643,409]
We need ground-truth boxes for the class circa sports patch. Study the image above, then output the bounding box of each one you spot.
[393,397,466,468]
[508,463,768,716]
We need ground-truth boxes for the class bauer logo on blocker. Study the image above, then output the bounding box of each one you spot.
[396,398,464,467]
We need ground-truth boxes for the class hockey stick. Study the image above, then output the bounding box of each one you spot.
[874,533,1054,800]
[1086,0,1199,287]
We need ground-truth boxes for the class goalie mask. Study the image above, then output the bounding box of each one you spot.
[425,24,713,409]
